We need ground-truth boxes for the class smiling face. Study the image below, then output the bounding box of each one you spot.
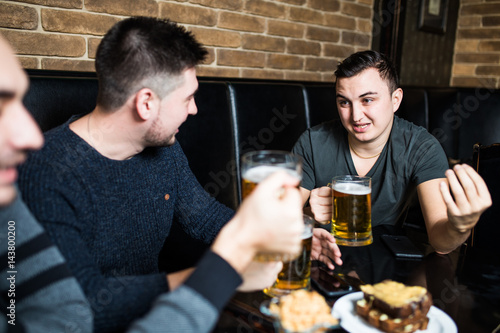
[335,67,402,147]
[144,67,199,147]
[0,37,44,206]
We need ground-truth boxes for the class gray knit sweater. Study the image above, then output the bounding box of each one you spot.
[0,191,93,332]
[18,117,235,332]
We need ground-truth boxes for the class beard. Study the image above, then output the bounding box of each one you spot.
[143,117,176,147]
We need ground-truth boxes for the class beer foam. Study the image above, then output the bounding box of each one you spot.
[333,183,371,195]
[302,228,313,239]
[243,165,301,183]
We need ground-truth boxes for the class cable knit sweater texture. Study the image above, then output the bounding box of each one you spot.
[18,117,235,332]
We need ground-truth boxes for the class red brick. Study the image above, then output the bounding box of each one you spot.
[285,70,323,82]
[461,3,500,16]
[479,41,500,52]
[0,3,37,30]
[323,43,355,59]
[242,34,285,52]
[2,30,86,57]
[267,54,303,70]
[241,69,285,80]
[275,0,305,5]
[476,65,500,76]
[452,77,497,89]
[219,12,265,32]
[307,26,340,43]
[305,57,336,72]
[483,16,500,27]
[324,13,356,30]
[160,3,216,26]
[358,19,372,33]
[309,0,340,12]
[189,27,241,47]
[245,0,286,19]
[217,49,265,68]
[41,9,121,36]
[455,53,499,64]
[17,56,38,69]
[86,0,158,16]
[458,16,481,27]
[458,28,500,39]
[455,40,479,52]
[268,20,304,38]
[88,37,102,59]
[342,2,372,19]
[342,31,370,47]
[452,64,476,76]
[42,58,96,72]
[197,66,240,78]
[287,39,321,56]
[289,7,324,25]
[190,0,242,10]
[14,0,82,9]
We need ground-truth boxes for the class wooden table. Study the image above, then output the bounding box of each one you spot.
[213,225,500,333]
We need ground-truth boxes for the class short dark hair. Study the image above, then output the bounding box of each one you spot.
[95,16,207,110]
[334,50,399,93]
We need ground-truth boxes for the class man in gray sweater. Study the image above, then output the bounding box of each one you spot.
[0,35,93,332]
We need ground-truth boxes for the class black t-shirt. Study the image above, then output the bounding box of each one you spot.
[292,116,449,227]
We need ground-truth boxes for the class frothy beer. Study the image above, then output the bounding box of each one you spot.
[242,165,302,262]
[332,182,372,246]
[242,165,282,199]
[264,228,313,296]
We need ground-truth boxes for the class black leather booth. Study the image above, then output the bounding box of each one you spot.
[23,70,500,270]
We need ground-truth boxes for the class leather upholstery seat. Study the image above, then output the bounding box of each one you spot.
[303,83,338,127]
[23,69,500,267]
[396,88,428,129]
[24,75,98,132]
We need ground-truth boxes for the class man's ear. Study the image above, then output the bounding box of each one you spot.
[135,88,157,120]
[392,87,403,113]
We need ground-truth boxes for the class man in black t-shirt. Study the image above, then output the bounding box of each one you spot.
[294,51,491,254]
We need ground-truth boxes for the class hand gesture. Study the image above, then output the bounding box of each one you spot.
[311,228,342,270]
[309,186,333,223]
[440,164,492,233]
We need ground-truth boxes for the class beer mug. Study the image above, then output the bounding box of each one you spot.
[263,215,314,297]
[331,175,372,246]
[240,150,302,262]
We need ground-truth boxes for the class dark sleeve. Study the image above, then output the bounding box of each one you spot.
[172,143,235,244]
[184,251,242,311]
[410,133,449,185]
[292,129,316,190]
[127,251,242,333]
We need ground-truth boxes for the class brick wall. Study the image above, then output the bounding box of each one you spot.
[0,0,374,82]
[452,0,500,89]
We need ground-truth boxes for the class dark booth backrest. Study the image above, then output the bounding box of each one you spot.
[24,76,98,132]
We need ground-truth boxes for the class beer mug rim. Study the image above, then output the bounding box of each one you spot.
[241,150,302,165]
[331,175,371,182]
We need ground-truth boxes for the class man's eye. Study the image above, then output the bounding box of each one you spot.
[338,100,349,107]
[363,98,373,104]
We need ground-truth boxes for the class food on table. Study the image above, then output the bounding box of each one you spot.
[270,289,338,332]
[356,280,432,333]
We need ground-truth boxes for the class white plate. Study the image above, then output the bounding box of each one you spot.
[332,291,457,333]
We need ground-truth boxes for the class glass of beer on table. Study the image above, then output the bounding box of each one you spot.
[263,214,314,297]
[240,150,302,262]
[331,175,372,246]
